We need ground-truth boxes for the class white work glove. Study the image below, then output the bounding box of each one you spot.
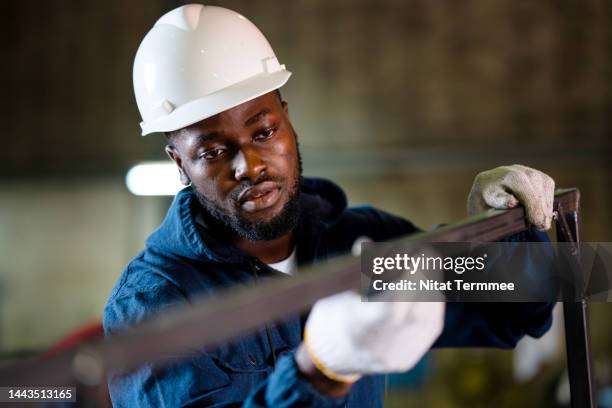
[304,291,445,383]
[467,164,555,231]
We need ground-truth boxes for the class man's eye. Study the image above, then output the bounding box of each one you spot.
[201,148,226,160]
[254,127,276,141]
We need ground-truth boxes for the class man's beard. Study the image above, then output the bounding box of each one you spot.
[195,149,303,242]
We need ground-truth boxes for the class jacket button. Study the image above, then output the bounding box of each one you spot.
[248,354,257,366]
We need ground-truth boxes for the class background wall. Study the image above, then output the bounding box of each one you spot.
[1,1,610,406]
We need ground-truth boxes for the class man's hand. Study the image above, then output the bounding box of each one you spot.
[467,164,555,231]
[296,291,444,393]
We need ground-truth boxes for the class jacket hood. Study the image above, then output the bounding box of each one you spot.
[144,177,347,264]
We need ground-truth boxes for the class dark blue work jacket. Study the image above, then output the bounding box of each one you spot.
[103,177,554,407]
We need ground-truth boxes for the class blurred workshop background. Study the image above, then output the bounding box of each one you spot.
[1,1,611,407]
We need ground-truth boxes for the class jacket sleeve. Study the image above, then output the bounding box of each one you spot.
[434,227,555,349]
[243,353,347,408]
[103,274,346,408]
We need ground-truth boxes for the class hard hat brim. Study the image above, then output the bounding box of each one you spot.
[140,70,292,136]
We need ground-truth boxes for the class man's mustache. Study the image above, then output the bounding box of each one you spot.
[229,174,285,202]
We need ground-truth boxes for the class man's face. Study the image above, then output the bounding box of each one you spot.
[166,91,302,241]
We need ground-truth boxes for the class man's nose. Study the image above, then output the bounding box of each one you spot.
[232,148,266,182]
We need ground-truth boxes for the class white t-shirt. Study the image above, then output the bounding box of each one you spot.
[267,247,297,275]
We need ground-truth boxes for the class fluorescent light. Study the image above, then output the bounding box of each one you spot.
[126,162,184,196]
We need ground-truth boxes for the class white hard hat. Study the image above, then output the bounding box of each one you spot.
[133,4,291,136]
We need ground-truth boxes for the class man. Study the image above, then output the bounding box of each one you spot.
[104,4,556,407]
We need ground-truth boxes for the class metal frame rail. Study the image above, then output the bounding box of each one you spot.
[0,188,593,407]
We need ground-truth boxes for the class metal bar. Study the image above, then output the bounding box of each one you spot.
[0,189,584,395]
[555,190,595,408]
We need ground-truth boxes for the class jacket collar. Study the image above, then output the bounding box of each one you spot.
[145,177,348,265]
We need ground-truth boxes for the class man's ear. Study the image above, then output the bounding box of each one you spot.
[165,145,191,185]
[282,101,289,118]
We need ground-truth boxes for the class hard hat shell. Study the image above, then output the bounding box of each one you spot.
[133,4,291,136]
